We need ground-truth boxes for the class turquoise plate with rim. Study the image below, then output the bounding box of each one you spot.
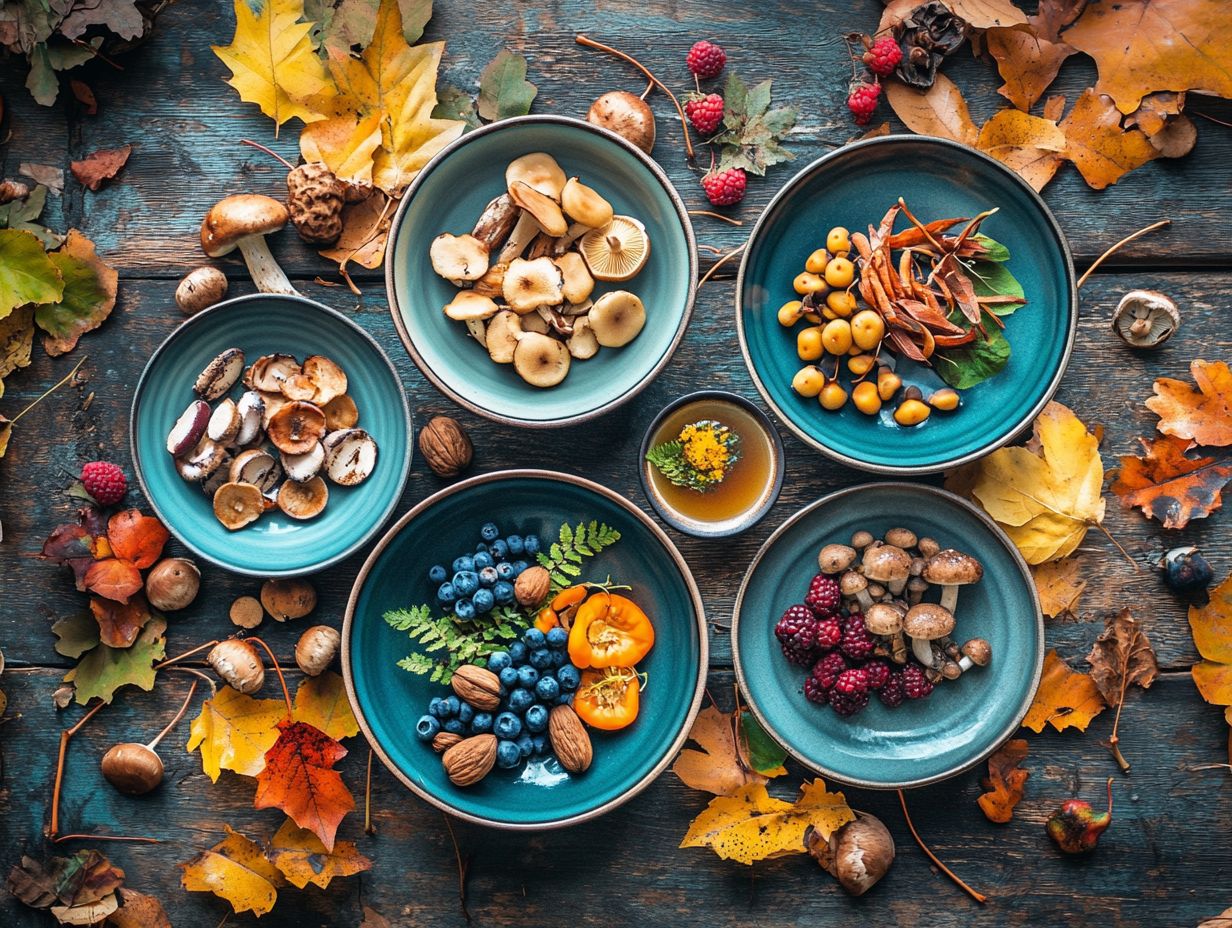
[386,115,697,428]
[343,470,707,829]
[129,294,413,577]
[737,135,1077,475]
[733,483,1043,789]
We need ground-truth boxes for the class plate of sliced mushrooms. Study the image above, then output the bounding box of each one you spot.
[387,115,697,427]
[130,294,413,577]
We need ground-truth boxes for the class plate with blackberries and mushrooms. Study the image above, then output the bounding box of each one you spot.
[732,482,1043,789]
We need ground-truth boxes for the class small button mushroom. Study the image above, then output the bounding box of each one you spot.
[958,637,991,672]
[207,639,265,693]
[864,602,908,664]
[230,595,265,629]
[850,530,875,550]
[883,527,916,549]
[866,582,888,601]
[906,575,929,606]
[818,543,857,575]
[286,161,346,245]
[861,544,913,596]
[145,558,201,612]
[1112,289,1179,349]
[840,570,873,611]
[902,602,956,669]
[806,812,895,896]
[922,549,984,613]
[586,91,656,154]
[200,194,298,295]
[430,232,490,285]
[175,266,228,315]
[917,536,940,558]
[295,625,341,676]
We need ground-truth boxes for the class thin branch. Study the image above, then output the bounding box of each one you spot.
[689,210,745,226]
[898,790,987,904]
[47,699,108,839]
[239,138,296,171]
[10,357,88,424]
[52,833,160,844]
[698,242,747,287]
[1077,219,1171,289]
[155,640,219,671]
[442,813,471,922]
[148,679,198,752]
[364,748,376,836]
[248,637,293,715]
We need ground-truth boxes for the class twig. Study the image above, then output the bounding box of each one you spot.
[364,748,376,836]
[248,638,293,715]
[897,790,987,904]
[155,640,219,671]
[239,138,296,171]
[442,813,471,922]
[52,833,160,844]
[47,700,107,839]
[149,679,198,751]
[166,665,217,696]
[1190,110,1232,129]
[698,242,747,287]
[1077,219,1171,289]
[8,357,88,425]
[689,210,744,226]
[1095,522,1140,571]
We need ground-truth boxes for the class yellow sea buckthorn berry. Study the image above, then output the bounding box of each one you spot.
[819,382,848,410]
[852,381,882,416]
[929,388,960,411]
[848,344,863,356]
[821,308,837,321]
[804,311,822,324]
[848,354,876,376]
[877,368,902,402]
[793,272,827,296]
[821,318,853,355]
[827,226,851,256]
[792,365,825,398]
[805,248,831,274]
[850,309,886,351]
[824,256,855,289]
[797,326,823,360]
[894,399,932,427]
[826,290,857,317]
[777,300,805,327]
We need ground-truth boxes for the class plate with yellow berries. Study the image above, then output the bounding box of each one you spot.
[736,135,1077,474]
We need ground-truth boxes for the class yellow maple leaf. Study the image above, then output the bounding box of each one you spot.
[975,109,1066,193]
[680,780,853,865]
[1031,557,1087,620]
[268,817,372,889]
[946,401,1105,564]
[672,705,773,797]
[1191,571,1232,706]
[293,670,360,741]
[300,111,384,185]
[1021,649,1107,733]
[180,826,286,917]
[213,0,328,133]
[186,685,287,781]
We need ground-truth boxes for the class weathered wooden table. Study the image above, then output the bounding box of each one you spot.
[3,2,1231,925]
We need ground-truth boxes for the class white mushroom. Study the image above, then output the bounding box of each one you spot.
[566,316,600,360]
[513,332,571,388]
[505,152,566,200]
[508,181,568,237]
[579,216,650,282]
[588,290,646,347]
[443,290,501,321]
[429,232,490,285]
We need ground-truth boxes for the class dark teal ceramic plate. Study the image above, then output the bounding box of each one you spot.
[129,294,413,577]
[733,483,1043,789]
[386,115,697,427]
[343,470,707,828]
[737,135,1076,474]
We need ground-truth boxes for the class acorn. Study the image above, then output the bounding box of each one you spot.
[100,743,164,795]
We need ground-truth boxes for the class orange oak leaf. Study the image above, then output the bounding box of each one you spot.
[254,719,354,851]
[1031,557,1087,620]
[1086,609,1158,706]
[1190,571,1232,706]
[180,826,285,917]
[975,108,1066,192]
[82,558,144,604]
[89,594,151,648]
[106,510,169,569]
[1146,360,1232,448]
[1111,435,1232,529]
[977,738,1029,823]
[985,22,1075,111]
[884,73,978,146]
[1022,649,1107,733]
[267,818,372,889]
[1059,89,1158,190]
[672,705,780,797]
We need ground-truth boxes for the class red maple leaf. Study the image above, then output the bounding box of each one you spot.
[254,719,354,851]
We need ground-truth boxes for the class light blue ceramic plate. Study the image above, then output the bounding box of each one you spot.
[343,470,707,829]
[386,115,697,427]
[129,294,413,577]
[737,135,1077,475]
[733,483,1043,789]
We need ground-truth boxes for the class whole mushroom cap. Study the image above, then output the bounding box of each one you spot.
[861,544,912,584]
[922,549,984,586]
[839,570,867,597]
[1112,289,1180,349]
[201,194,290,257]
[962,637,992,666]
[903,602,955,640]
[505,152,567,200]
[508,181,568,237]
[586,91,656,154]
[818,543,857,575]
[863,602,904,636]
[503,256,565,314]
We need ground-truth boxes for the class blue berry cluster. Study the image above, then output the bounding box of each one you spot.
[428,522,541,621]
[414,626,580,770]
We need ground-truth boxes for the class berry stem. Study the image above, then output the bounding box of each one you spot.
[1077,219,1171,289]
[239,138,296,171]
[154,639,220,671]
[248,637,293,716]
[697,241,747,287]
[897,789,988,904]
[575,34,694,159]
[688,209,744,226]
[441,812,472,922]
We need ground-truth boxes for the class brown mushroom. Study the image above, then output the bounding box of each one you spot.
[588,290,646,347]
[175,267,228,315]
[145,558,201,612]
[555,251,595,305]
[902,602,955,669]
[508,181,568,237]
[806,812,895,896]
[840,570,873,611]
[579,216,650,282]
[277,475,329,519]
[503,256,564,314]
[561,176,614,229]
[213,481,265,530]
[207,639,265,693]
[586,91,656,154]
[267,401,327,455]
[922,549,983,613]
[861,544,913,596]
[863,602,907,664]
[246,354,302,392]
[958,638,991,672]
[430,232,490,285]
[286,162,346,245]
[200,194,298,295]
[513,331,571,387]
[261,578,318,621]
[321,394,359,431]
[230,595,265,629]
[301,355,348,406]
[884,527,917,549]
[485,310,523,364]
[818,543,857,575]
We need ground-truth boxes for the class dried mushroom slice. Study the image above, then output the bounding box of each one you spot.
[282,442,325,482]
[167,400,210,456]
[201,450,235,497]
[267,401,326,454]
[322,429,378,486]
[444,291,501,322]
[321,394,359,431]
[302,355,348,405]
[555,252,595,305]
[513,332,571,388]
[229,448,282,493]
[580,216,650,282]
[280,372,318,401]
[246,354,302,392]
[471,194,519,252]
[213,481,265,530]
[278,475,329,519]
[194,348,245,401]
[259,391,290,430]
[206,398,242,444]
[234,391,266,446]
[503,256,564,314]
[505,153,566,200]
[176,437,228,482]
[430,232,490,285]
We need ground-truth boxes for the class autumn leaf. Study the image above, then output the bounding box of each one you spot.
[5,849,124,910]
[214,0,329,132]
[946,402,1106,564]
[105,510,169,569]
[477,50,537,122]
[0,304,36,398]
[680,780,854,865]
[293,670,360,741]
[52,611,100,659]
[267,818,372,889]
[63,615,166,705]
[0,228,63,319]
[89,595,151,649]
[1059,89,1158,190]
[300,111,383,186]
[186,685,287,781]
[945,0,1027,28]
[672,705,780,796]
[18,162,64,195]
[36,230,118,356]
[986,22,1074,111]
[1086,609,1158,706]
[82,558,143,604]
[317,190,394,280]
[977,738,1029,823]
[1032,557,1087,620]
[1146,360,1232,448]
[1021,648,1107,733]
[254,719,355,851]
[1190,571,1232,707]
[106,888,171,928]
[180,826,285,917]
[884,73,978,146]
[711,73,797,176]
[1111,435,1232,529]
[69,145,132,192]
[975,108,1066,192]
[40,507,110,591]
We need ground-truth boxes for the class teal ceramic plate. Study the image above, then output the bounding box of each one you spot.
[130,294,413,577]
[737,135,1077,474]
[733,483,1043,789]
[386,115,697,427]
[343,470,707,828]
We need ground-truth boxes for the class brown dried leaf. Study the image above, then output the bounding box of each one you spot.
[90,594,152,649]
[1032,557,1087,620]
[945,0,1027,28]
[1146,360,1232,448]
[1059,89,1158,190]
[105,888,170,928]
[5,850,125,910]
[1022,649,1107,733]
[19,163,64,196]
[70,145,132,192]
[0,304,35,398]
[985,24,1074,111]
[976,109,1065,192]
[1086,609,1158,707]
[672,705,770,796]
[318,190,394,279]
[884,73,978,146]
[977,738,1029,823]
[1125,91,1185,136]
[1111,435,1232,529]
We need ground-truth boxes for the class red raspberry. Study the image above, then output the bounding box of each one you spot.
[902,664,934,700]
[814,616,842,651]
[81,461,127,506]
[684,93,724,136]
[701,167,746,206]
[811,651,849,690]
[803,675,830,705]
[805,574,841,616]
[878,671,906,708]
[847,81,881,126]
[862,36,903,77]
[828,688,870,717]
[686,40,726,79]
[833,667,869,696]
[839,613,876,660]
[863,659,891,690]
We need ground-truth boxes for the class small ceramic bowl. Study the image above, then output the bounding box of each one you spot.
[733,482,1043,789]
[343,469,707,829]
[129,294,413,577]
[385,115,697,428]
[638,390,785,538]
[737,135,1077,475]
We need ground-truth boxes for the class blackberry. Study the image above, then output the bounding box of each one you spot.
[781,641,817,667]
[833,668,870,696]
[814,616,842,651]
[804,574,841,616]
[803,675,830,705]
[811,651,848,690]
[863,659,891,690]
[774,604,819,651]
[878,672,906,708]
[828,689,870,717]
[839,613,876,661]
[902,664,934,700]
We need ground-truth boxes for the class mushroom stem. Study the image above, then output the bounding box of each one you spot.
[237,235,298,295]
[854,589,874,612]
[911,635,942,669]
[889,630,908,664]
[498,211,541,263]
[938,584,959,613]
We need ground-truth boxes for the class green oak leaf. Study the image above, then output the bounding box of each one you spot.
[432,85,480,129]
[936,313,1011,390]
[63,615,165,705]
[477,50,537,122]
[36,231,118,356]
[712,73,797,176]
[25,42,59,105]
[967,259,1026,315]
[52,610,100,659]
[0,228,63,320]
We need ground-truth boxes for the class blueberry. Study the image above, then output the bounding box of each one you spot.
[452,555,475,574]
[546,627,568,650]
[478,566,499,587]
[443,718,465,735]
[523,628,546,649]
[496,561,515,581]
[443,695,461,717]
[516,665,540,689]
[549,650,566,668]
[523,534,540,556]
[494,711,523,740]
[524,703,549,733]
[556,665,580,692]
[428,696,445,718]
[555,692,574,706]
[415,715,440,741]
[437,582,457,605]
[457,702,474,725]
[490,539,509,559]
[481,522,500,542]
[470,712,493,734]
[529,648,552,671]
[474,541,489,554]
[511,560,529,575]
[498,666,519,689]
[493,580,515,605]
[535,676,560,702]
[472,588,495,614]
[531,733,548,755]
[496,739,521,769]
[428,564,447,584]
[505,535,525,556]
[453,571,480,597]
[516,732,534,759]
[487,651,512,672]
[509,641,528,663]
[473,551,494,570]
[454,598,476,621]
[507,688,534,714]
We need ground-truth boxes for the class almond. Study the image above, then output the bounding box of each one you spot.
[433,731,464,753]
[548,705,592,773]
[451,664,502,711]
[442,734,497,786]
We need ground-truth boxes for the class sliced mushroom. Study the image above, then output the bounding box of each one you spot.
[200,451,235,497]
[234,391,266,446]
[566,316,600,360]
[485,310,523,364]
[1112,289,1180,349]
[278,475,329,519]
[429,232,490,284]
[167,400,210,456]
[513,332,571,388]
[267,401,327,455]
[302,355,347,405]
[537,306,574,337]
[213,481,265,530]
[471,261,508,297]
[580,216,650,282]
[279,372,318,401]
[321,394,359,431]
[561,177,614,229]
[194,348,245,402]
[520,311,550,334]
[560,299,593,317]
[323,429,378,486]
[464,318,487,347]
[503,256,564,314]
[176,437,227,482]
[206,398,242,444]
[259,391,291,430]
[508,181,568,237]
[444,290,500,322]
[555,251,595,305]
[471,193,519,252]
[505,152,566,200]
[229,448,282,492]
[281,441,325,482]
[588,290,646,347]
[246,354,301,392]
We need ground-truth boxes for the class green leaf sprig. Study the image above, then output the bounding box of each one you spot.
[712,73,798,176]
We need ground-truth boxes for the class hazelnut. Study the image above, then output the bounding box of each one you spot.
[207,639,265,694]
[295,625,341,676]
[145,558,201,612]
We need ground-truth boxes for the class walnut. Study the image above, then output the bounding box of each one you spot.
[418,415,473,478]
[286,162,345,245]
[514,565,551,607]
